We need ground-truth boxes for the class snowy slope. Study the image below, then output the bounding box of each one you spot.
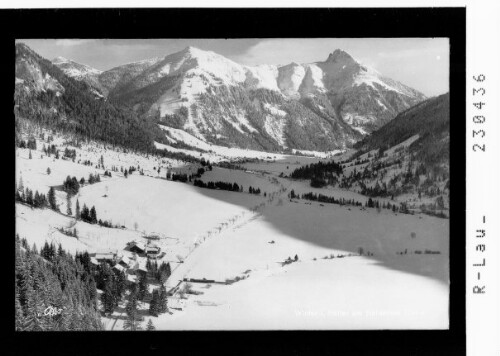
[277,62,306,99]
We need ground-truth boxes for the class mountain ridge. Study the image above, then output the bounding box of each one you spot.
[19,43,427,153]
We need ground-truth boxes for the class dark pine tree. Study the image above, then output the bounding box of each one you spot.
[149,289,159,317]
[90,206,97,224]
[158,285,168,314]
[48,187,57,211]
[75,199,80,220]
[146,319,156,331]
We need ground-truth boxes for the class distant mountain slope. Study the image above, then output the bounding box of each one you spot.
[99,57,163,97]
[354,93,450,164]
[48,46,426,152]
[15,43,162,152]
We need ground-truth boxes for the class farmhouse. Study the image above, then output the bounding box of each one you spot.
[117,255,132,268]
[126,240,146,254]
[92,251,117,264]
[112,263,126,274]
[131,259,148,277]
[145,243,161,259]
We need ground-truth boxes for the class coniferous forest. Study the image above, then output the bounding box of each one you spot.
[15,235,103,331]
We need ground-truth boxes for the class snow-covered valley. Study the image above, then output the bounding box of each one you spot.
[15,128,449,330]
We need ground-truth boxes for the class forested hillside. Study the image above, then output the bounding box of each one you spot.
[353,93,450,165]
[15,43,163,152]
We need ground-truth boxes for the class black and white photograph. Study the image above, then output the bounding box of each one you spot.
[2,5,481,354]
[14,36,451,332]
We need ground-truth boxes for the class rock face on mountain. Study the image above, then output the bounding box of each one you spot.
[16,45,65,95]
[50,46,426,152]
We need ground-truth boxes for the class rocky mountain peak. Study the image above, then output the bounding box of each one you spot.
[325,49,357,65]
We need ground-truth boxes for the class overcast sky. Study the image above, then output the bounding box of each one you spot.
[19,38,449,96]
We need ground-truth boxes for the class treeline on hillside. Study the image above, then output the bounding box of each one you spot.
[15,43,163,153]
[215,161,245,170]
[299,191,410,213]
[299,190,446,218]
[193,179,243,192]
[193,178,264,195]
[15,235,103,331]
[295,190,361,207]
[16,175,57,211]
[18,138,37,150]
[15,186,48,209]
[289,160,343,188]
[155,148,203,164]
[165,161,212,183]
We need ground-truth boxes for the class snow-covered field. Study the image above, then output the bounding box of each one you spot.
[16,203,142,255]
[126,198,448,330]
[76,174,265,249]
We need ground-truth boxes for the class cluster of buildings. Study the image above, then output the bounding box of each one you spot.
[90,239,164,284]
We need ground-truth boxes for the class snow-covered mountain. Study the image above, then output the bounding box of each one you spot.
[305,49,426,133]
[49,46,425,152]
[52,56,102,79]
[52,56,104,97]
